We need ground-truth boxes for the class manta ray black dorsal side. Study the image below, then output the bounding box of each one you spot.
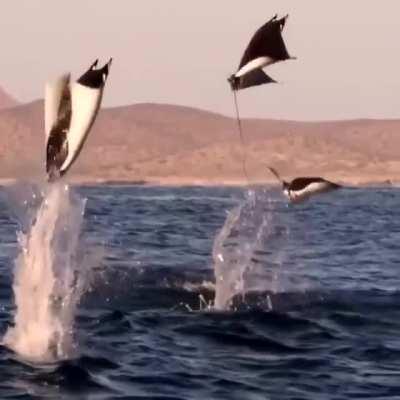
[238,15,291,70]
[77,58,112,89]
[229,14,294,91]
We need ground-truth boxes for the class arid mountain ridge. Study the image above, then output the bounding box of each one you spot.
[0,88,398,185]
[0,87,18,110]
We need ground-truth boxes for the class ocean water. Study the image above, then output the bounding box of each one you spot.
[0,184,399,399]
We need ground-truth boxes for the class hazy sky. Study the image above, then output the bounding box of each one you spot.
[2,1,400,120]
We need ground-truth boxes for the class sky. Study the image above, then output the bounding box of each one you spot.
[2,0,400,120]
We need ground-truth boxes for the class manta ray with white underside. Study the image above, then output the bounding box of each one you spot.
[227,14,295,181]
[267,167,342,203]
[45,58,112,180]
[228,14,295,91]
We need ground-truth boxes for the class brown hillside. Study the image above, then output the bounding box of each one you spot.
[0,86,18,110]
[0,101,399,185]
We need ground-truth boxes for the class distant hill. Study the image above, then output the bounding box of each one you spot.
[0,99,399,185]
[0,86,18,110]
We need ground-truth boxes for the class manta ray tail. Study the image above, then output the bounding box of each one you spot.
[232,90,249,182]
[267,166,284,184]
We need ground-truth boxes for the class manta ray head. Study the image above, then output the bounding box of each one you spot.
[228,74,240,91]
[282,181,290,198]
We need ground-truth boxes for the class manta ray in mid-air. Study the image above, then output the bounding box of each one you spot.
[228,15,295,180]
[267,166,342,203]
[45,58,112,180]
[228,14,294,91]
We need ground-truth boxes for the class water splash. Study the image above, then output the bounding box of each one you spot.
[213,189,288,310]
[3,182,89,362]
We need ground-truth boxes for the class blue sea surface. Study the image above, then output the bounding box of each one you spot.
[0,185,400,399]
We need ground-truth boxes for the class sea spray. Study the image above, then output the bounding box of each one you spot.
[3,182,88,361]
[213,189,288,310]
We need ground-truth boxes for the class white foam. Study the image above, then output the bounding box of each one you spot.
[212,189,287,310]
[3,183,88,362]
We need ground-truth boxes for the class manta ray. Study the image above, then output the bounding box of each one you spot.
[227,15,295,181]
[45,58,112,180]
[228,14,295,91]
[267,166,342,203]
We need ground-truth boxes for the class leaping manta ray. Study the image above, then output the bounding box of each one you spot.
[228,14,294,91]
[45,58,112,181]
[267,166,342,203]
[227,14,295,180]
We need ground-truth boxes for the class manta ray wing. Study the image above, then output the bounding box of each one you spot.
[238,15,291,72]
[45,74,72,178]
[58,81,104,175]
[289,178,341,202]
[59,59,112,175]
[44,59,112,180]
[237,69,276,90]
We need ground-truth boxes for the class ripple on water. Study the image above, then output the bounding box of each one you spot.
[0,186,399,399]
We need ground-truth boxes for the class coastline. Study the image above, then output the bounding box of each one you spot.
[0,176,396,188]
[0,102,399,191]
